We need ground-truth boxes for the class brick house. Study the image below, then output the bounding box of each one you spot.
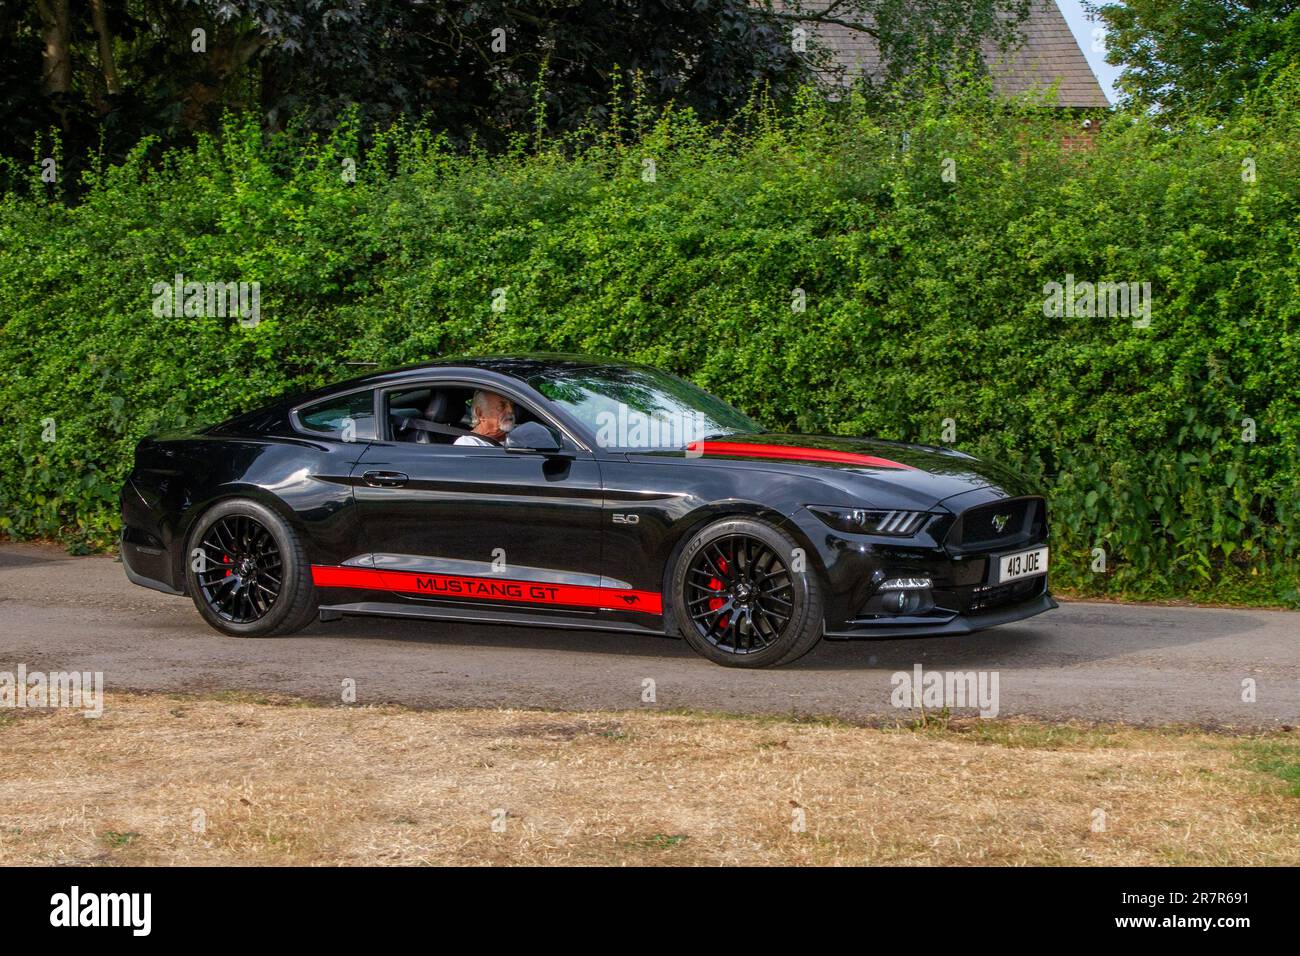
[797,0,1109,115]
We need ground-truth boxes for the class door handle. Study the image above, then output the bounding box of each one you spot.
[362,471,409,488]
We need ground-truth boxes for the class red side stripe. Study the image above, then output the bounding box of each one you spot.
[311,565,663,615]
[687,441,917,470]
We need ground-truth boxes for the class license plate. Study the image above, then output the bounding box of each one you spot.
[995,546,1048,583]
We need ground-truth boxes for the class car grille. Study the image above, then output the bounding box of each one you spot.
[947,497,1043,553]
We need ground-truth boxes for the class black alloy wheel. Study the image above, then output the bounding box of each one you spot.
[685,533,794,653]
[196,514,283,623]
[671,517,824,667]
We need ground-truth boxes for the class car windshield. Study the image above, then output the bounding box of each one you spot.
[529,365,762,451]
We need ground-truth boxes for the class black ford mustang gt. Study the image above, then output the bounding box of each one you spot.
[120,355,1056,667]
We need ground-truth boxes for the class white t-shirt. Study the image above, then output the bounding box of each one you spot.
[453,434,495,446]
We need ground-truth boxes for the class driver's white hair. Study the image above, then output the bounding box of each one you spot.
[470,390,512,427]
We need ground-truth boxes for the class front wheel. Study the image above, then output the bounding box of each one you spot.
[184,498,318,637]
[670,517,823,668]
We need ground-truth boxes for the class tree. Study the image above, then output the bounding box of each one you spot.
[0,0,1036,180]
[1,0,811,171]
[1088,0,1300,115]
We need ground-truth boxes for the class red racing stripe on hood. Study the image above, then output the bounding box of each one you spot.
[687,441,917,470]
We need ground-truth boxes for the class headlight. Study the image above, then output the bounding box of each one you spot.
[808,506,931,537]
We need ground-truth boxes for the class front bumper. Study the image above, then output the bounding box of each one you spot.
[823,588,1057,639]
[785,501,1056,638]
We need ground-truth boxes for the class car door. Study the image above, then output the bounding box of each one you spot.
[346,376,609,618]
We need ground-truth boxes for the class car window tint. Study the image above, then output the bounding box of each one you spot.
[388,384,554,449]
[528,366,761,450]
[297,391,376,440]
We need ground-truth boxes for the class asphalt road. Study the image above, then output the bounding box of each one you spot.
[1,542,1296,728]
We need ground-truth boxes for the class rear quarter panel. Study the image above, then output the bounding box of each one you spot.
[124,435,368,590]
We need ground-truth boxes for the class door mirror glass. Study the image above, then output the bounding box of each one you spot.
[505,421,562,453]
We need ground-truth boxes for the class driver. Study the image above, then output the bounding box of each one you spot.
[454,390,516,445]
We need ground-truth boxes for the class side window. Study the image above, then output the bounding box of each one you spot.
[387,383,562,448]
[388,386,473,445]
[296,391,376,441]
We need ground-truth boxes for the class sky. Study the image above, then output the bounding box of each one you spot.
[1055,0,1123,103]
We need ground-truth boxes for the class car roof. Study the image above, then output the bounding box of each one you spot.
[392,352,619,379]
[332,352,639,391]
[236,353,643,422]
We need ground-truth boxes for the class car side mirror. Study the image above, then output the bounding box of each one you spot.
[505,421,564,454]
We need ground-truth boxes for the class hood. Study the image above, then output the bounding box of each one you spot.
[686,433,1036,510]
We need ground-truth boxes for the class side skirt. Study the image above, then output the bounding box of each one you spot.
[317,600,671,637]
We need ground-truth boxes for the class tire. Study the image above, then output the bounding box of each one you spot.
[184,498,318,637]
[670,517,823,668]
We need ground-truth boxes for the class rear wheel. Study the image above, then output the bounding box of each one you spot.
[671,517,823,668]
[184,498,317,637]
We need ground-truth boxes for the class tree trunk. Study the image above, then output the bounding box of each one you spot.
[89,0,122,96]
[36,0,73,97]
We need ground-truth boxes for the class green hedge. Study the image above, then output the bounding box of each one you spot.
[2,79,1298,603]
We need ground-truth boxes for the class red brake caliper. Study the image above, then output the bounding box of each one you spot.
[709,557,729,628]
[224,554,232,577]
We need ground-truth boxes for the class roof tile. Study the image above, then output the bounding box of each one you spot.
[791,0,1109,108]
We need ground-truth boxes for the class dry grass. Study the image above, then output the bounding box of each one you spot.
[0,693,1297,866]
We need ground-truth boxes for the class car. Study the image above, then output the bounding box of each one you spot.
[120,354,1057,667]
